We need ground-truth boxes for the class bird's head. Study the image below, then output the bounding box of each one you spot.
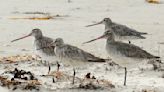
[49,38,64,47]
[11,28,43,42]
[85,18,112,27]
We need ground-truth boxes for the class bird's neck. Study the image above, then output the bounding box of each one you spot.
[105,22,113,30]
[35,35,43,41]
[107,35,115,43]
[56,43,65,48]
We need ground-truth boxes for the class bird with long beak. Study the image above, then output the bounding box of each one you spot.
[11,28,60,74]
[83,29,159,68]
[48,38,106,84]
[86,18,147,42]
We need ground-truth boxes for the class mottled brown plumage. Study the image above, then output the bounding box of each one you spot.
[52,38,105,66]
[83,30,159,66]
[11,28,55,56]
[50,38,106,84]
[11,28,57,74]
[86,18,147,41]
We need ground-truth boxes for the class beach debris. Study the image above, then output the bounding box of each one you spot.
[68,0,71,3]
[85,73,96,79]
[0,54,37,63]
[5,68,38,80]
[142,89,157,92]
[21,49,30,51]
[0,68,41,91]
[9,14,68,20]
[22,12,50,15]
[79,82,103,89]
[9,11,69,20]
[146,0,160,4]
[85,73,91,79]
[79,78,114,90]
[12,11,50,15]
[78,73,114,89]
[9,16,55,20]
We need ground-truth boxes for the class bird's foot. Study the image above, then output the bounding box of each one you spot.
[42,71,63,80]
[55,71,63,79]
[48,71,63,79]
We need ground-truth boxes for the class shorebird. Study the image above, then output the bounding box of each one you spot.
[83,29,159,67]
[11,28,59,73]
[49,38,106,84]
[86,18,147,42]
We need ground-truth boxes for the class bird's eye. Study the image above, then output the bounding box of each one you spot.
[106,31,111,34]
[33,29,37,32]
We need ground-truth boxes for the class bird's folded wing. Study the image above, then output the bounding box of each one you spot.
[115,42,154,59]
[61,44,105,62]
[111,24,147,37]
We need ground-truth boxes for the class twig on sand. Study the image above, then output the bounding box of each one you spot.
[124,67,127,86]
[68,0,71,3]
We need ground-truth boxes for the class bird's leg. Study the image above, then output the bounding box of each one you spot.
[72,68,76,84]
[124,67,127,86]
[57,61,60,72]
[54,61,62,79]
[48,62,51,74]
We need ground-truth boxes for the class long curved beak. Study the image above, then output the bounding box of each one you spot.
[48,41,54,47]
[11,32,32,42]
[83,34,106,44]
[85,21,103,27]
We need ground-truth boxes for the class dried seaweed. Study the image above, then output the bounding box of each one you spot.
[9,16,54,20]
[79,78,115,90]
[9,13,68,20]
[0,54,37,63]
[146,0,160,4]
[79,73,114,90]
[0,68,41,91]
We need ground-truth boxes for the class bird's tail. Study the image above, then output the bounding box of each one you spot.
[154,56,160,59]
[149,56,160,61]
[139,35,146,39]
[88,58,110,62]
[140,32,148,35]
[148,56,161,65]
